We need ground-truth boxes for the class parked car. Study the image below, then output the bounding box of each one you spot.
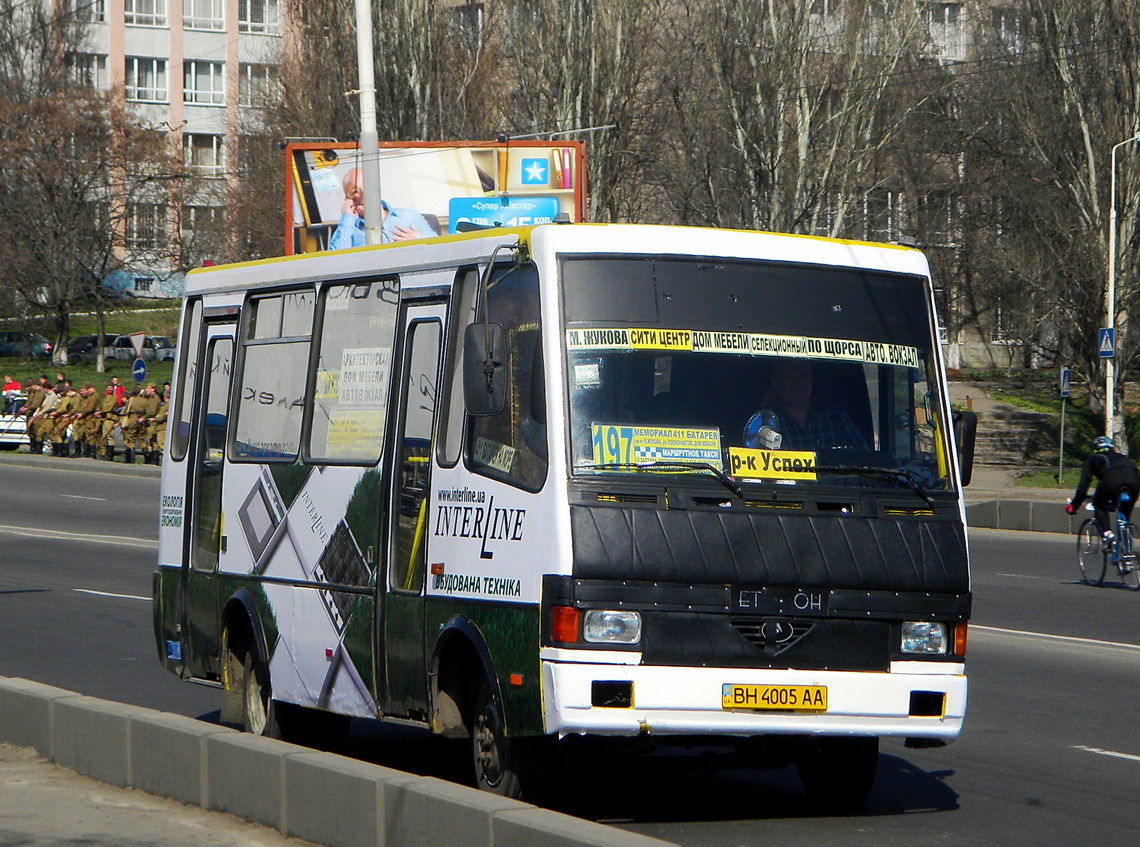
[105,334,176,363]
[66,334,101,361]
[0,392,29,449]
[149,336,176,362]
[0,331,52,359]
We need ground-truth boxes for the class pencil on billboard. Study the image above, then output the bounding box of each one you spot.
[498,149,508,193]
[561,148,572,189]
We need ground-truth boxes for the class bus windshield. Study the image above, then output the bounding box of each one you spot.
[562,256,954,493]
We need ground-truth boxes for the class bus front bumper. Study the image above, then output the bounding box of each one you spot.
[540,659,966,741]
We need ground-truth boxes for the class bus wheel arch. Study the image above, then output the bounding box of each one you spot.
[430,617,496,737]
[220,592,279,737]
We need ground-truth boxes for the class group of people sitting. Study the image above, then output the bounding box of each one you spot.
[3,373,169,464]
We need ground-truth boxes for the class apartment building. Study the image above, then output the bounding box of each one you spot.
[65,0,285,297]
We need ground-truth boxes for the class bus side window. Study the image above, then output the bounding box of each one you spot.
[466,264,548,490]
[436,268,478,468]
[232,291,313,462]
[171,298,203,461]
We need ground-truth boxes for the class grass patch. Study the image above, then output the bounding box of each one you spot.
[1,359,174,388]
[1015,468,1082,488]
[66,309,180,339]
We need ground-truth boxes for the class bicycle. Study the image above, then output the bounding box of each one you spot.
[1076,492,1140,590]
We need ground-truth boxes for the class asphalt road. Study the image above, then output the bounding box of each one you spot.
[1,456,1137,846]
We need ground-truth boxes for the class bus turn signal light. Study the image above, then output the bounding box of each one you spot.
[551,606,581,643]
[955,622,968,656]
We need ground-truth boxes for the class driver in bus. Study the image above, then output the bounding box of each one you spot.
[745,358,867,452]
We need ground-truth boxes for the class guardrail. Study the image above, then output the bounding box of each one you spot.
[0,677,677,847]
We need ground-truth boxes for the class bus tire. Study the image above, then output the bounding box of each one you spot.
[241,649,283,739]
[795,736,878,813]
[470,682,550,801]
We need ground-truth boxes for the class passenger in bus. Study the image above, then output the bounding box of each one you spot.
[327,167,437,250]
[746,358,867,452]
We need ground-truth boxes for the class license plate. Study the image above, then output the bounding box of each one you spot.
[721,683,828,711]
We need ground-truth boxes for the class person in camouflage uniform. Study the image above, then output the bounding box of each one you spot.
[93,383,121,460]
[48,385,79,456]
[144,386,169,464]
[70,383,99,457]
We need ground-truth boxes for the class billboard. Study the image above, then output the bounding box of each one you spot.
[284,141,587,254]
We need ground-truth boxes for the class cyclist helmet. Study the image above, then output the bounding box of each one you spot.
[1092,435,1114,453]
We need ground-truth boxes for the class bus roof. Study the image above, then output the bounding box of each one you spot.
[182,223,928,297]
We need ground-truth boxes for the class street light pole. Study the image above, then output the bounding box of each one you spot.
[1105,133,1140,442]
[355,0,383,246]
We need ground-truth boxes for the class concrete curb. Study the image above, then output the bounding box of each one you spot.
[966,500,1076,534]
[0,677,677,847]
[0,451,161,477]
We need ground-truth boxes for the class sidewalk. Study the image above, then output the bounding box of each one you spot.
[949,380,1070,504]
[0,743,312,847]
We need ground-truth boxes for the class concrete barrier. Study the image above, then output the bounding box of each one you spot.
[0,677,678,847]
[966,500,1075,535]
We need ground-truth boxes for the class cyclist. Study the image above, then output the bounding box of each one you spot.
[1065,436,1140,541]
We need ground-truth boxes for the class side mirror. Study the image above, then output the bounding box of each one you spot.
[463,322,506,416]
[952,409,977,487]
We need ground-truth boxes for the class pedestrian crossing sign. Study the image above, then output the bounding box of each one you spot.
[1099,327,1115,358]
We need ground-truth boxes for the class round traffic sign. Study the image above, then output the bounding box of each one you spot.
[132,357,147,383]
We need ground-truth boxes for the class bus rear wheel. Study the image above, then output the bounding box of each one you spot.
[241,650,283,739]
[796,736,878,813]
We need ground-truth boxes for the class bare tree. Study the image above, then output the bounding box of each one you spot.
[657,1,932,236]
[0,2,168,366]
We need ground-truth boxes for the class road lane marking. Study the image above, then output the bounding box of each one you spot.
[1074,745,1140,763]
[973,624,1140,652]
[0,523,154,549]
[60,494,108,502]
[73,589,149,602]
[993,572,1053,581]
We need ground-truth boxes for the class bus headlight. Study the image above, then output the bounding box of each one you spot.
[583,610,642,644]
[901,621,947,655]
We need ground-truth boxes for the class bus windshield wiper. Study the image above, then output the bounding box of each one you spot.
[581,461,744,499]
[813,465,936,508]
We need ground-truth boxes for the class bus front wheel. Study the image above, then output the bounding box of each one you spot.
[469,682,553,801]
[471,683,522,797]
[796,736,878,813]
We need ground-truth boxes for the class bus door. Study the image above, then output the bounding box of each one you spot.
[382,304,443,717]
[182,322,236,680]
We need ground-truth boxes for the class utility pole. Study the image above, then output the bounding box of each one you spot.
[355,0,383,246]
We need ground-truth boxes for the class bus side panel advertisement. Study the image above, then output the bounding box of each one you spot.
[220,461,380,717]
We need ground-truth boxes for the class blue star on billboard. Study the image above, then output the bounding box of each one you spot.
[521,158,549,185]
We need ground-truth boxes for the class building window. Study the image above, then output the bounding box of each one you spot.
[184,0,223,30]
[238,63,278,107]
[184,61,225,106]
[865,189,901,243]
[452,2,484,45]
[991,7,1024,54]
[238,0,280,34]
[65,0,106,23]
[66,53,107,89]
[925,3,963,61]
[135,277,154,293]
[184,133,226,177]
[125,0,166,27]
[127,204,165,252]
[920,191,956,247]
[125,57,167,103]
